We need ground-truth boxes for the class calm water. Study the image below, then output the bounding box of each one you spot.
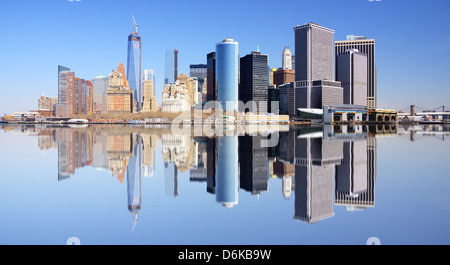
[0,123,449,245]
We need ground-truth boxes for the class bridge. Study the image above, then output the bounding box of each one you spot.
[397,105,450,119]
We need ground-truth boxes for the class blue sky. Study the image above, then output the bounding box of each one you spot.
[0,0,449,114]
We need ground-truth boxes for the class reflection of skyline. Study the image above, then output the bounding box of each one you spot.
[3,123,424,225]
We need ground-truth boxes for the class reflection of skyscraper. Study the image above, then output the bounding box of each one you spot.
[142,133,158,177]
[92,131,108,170]
[190,141,207,182]
[293,132,342,223]
[127,17,142,112]
[239,135,268,195]
[107,132,133,183]
[127,134,142,230]
[216,136,239,207]
[57,128,94,180]
[164,162,178,197]
[279,130,296,163]
[335,140,368,209]
[206,137,216,194]
[273,159,295,199]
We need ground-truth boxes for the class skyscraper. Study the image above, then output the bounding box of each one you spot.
[174,49,179,82]
[239,51,269,113]
[294,22,334,82]
[216,38,239,111]
[206,52,217,102]
[164,49,178,84]
[142,79,157,112]
[190,64,207,94]
[127,15,142,112]
[282,47,292,70]
[335,35,376,109]
[57,65,74,117]
[92,75,109,113]
[107,68,134,114]
[336,49,368,106]
[294,22,340,109]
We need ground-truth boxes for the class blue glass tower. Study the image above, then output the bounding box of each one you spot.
[216,38,239,111]
[216,136,239,208]
[127,15,142,112]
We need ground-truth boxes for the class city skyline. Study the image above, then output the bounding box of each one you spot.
[0,0,449,115]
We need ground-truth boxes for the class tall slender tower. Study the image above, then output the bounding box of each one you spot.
[127,14,142,112]
[216,38,239,111]
[174,49,179,83]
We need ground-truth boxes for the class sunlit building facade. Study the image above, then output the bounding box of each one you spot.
[107,69,134,114]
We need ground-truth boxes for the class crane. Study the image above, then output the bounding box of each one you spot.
[131,13,138,33]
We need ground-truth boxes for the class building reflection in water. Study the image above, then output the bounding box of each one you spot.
[294,127,342,223]
[216,135,239,208]
[1,122,409,226]
[127,133,142,231]
[239,135,268,195]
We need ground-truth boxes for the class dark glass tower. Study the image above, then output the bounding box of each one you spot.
[239,51,269,113]
[206,52,217,102]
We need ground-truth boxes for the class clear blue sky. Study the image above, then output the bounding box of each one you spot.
[0,0,449,114]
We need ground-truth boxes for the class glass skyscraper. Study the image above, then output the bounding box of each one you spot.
[216,38,239,111]
[164,49,178,84]
[127,29,142,112]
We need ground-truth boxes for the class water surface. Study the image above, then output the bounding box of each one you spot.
[0,123,449,245]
